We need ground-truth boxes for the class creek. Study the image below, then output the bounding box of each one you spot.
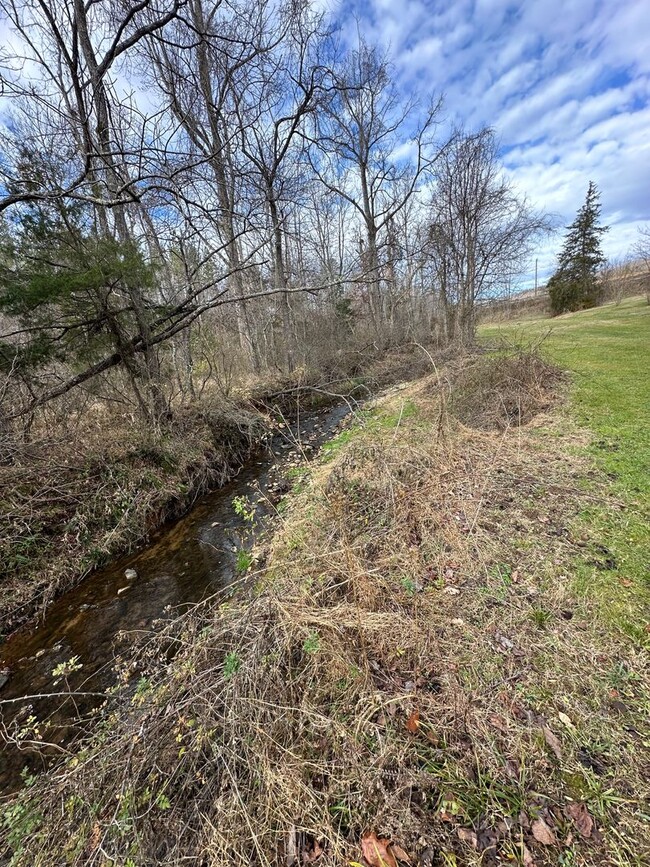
[0,402,352,795]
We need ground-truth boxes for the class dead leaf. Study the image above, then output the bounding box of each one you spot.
[496,819,514,836]
[542,725,563,760]
[443,586,460,595]
[522,844,536,866]
[86,822,101,855]
[504,758,520,779]
[511,702,528,722]
[558,712,575,729]
[391,843,411,864]
[304,841,324,863]
[489,713,508,732]
[531,818,557,846]
[405,709,420,734]
[361,832,397,867]
[456,828,478,848]
[619,578,632,588]
[566,802,594,838]
[476,827,499,853]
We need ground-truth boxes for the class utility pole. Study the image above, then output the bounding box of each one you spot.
[534,258,538,294]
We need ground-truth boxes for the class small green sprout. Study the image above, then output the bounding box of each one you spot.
[303,631,321,654]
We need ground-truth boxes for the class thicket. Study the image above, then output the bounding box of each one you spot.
[0,0,549,441]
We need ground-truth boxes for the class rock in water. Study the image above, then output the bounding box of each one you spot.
[124,568,138,580]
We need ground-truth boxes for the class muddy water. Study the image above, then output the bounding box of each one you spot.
[0,403,352,795]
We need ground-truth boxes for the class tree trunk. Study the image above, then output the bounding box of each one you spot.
[75,0,167,423]
[268,194,296,372]
[191,0,261,375]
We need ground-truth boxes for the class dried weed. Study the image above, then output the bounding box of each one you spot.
[2,370,648,867]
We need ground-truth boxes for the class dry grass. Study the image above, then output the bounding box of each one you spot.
[2,361,648,867]
[446,349,563,430]
[0,344,435,636]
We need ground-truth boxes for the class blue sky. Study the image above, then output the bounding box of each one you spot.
[330,0,650,282]
[1,0,647,286]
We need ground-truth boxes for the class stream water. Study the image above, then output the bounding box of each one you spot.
[0,402,352,796]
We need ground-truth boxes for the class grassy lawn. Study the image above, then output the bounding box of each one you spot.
[481,296,650,642]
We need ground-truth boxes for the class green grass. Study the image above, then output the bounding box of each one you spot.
[481,296,650,640]
[320,400,419,462]
[235,548,254,573]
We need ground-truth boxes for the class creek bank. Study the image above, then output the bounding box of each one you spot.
[5,361,648,866]
[0,399,356,793]
[0,346,435,638]
[0,401,264,638]
[0,393,316,638]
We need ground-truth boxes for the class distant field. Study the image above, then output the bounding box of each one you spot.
[481,296,649,636]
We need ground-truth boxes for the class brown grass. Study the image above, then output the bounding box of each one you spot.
[2,365,648,867]
[446,349,563,430]
[0,345,435,636]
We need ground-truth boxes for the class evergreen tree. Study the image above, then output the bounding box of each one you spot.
[0,203,157,376]
[548,181,608,314]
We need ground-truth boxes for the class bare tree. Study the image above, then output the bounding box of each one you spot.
[430,127,550,343]
[308,37,443,342]
[601,256,637,306]
[0,0,553,429]
[634,226,650,304]
[141,0,281,373]
[230,4,328,371]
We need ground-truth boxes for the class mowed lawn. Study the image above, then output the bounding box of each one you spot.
[481,296,649,640]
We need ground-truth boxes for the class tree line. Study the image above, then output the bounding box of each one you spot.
[0,0,549,428]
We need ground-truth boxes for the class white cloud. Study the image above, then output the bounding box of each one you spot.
[340,0,650,263]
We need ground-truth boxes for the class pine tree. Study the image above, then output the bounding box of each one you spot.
[548,181,608,314]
